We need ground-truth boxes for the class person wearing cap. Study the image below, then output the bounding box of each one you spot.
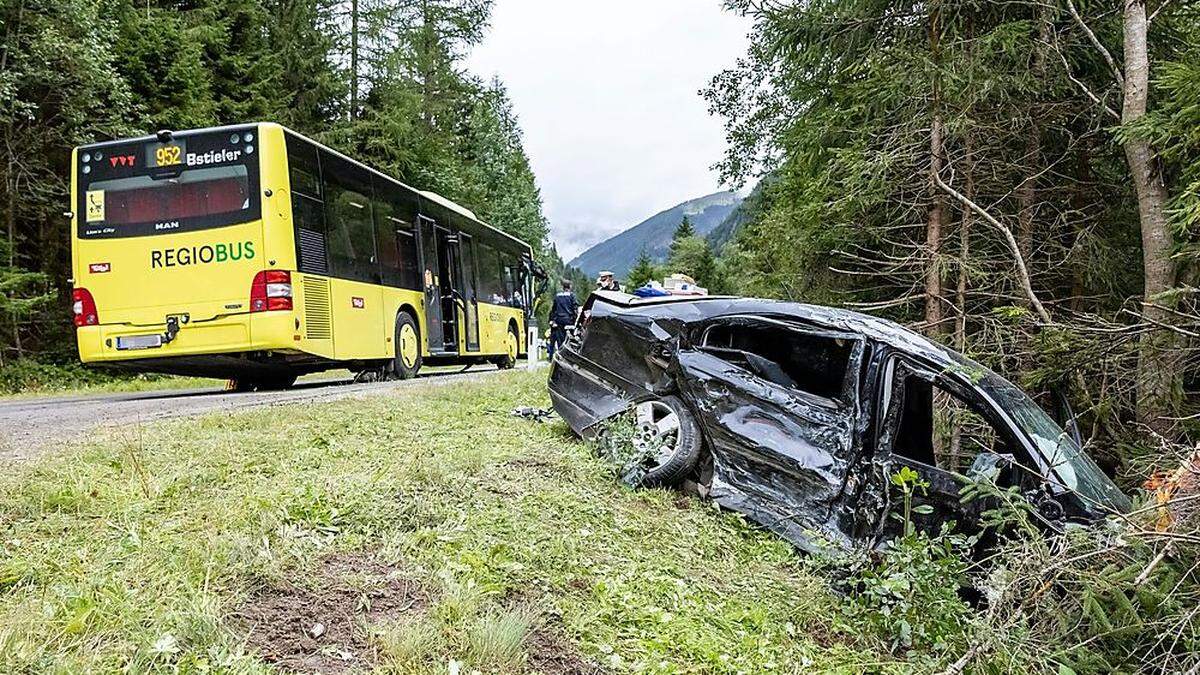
[596,270,623,292]
[548,279,579,358]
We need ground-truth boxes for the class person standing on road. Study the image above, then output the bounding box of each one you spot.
[548,279,579,359]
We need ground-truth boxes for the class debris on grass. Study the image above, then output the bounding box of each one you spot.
[511,405,557,422]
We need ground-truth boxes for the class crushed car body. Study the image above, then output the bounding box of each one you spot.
[548,291,1132,552]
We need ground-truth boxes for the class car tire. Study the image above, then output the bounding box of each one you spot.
[393,313,422,380]
[633,395,703,488]
[496,325,519,369]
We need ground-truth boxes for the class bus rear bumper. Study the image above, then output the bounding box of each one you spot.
[77,311,296,365]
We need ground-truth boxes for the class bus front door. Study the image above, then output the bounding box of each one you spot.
[459,234,480,352]
[420,216,445,353]
[436,226,461,352]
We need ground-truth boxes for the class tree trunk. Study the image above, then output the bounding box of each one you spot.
[6,174,19,360]
[421,1,435,129]
[1069,139,1094,313]
[1016,6,1051,267]
[925,0,945,337]
[1122,0,1179,433]
[950,133,974,466]
[0,0,25,75]
[349,0,359,119]
[5,167,13,268]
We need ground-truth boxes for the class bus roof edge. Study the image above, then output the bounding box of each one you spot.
[417,190,478,221]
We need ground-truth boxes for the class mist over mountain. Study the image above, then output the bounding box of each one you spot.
[568,191,743,278]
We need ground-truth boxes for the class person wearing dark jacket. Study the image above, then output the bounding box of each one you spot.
[548,279,579,358]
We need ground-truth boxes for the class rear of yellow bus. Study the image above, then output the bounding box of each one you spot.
[70,123,299,384]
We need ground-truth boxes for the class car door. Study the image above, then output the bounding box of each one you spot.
[875,356,1046,539]
[670,316,865,547]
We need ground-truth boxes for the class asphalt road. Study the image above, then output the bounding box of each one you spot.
[0,365,520,464]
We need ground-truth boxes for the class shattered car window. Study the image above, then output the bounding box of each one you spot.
[891,373,1003,473]
[975,372,1131,512]
[700,320,855,403]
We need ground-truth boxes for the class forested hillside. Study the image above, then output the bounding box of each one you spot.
[700,4,1200,668]
[0,0,562,367]
[708,0,1199,462]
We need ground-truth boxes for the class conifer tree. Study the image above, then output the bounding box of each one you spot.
[627,249,658,289]
[673,214,695,241]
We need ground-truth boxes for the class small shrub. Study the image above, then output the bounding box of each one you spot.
[837,528,974,657]
[0,359,112,394]
[464,606,535,669]
[374,617,443,667]
[432,578,485,629]
[590,411,662,485]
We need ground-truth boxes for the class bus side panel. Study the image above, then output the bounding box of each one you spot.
[259,123,298,271]
[292,271,335,359]
[330,278,387,360]
[477,302,524,356]
[380,287,427,359]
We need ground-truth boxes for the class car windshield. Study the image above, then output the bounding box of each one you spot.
[975,372,1131,512]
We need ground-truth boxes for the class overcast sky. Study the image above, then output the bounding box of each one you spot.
[466,1,752,260]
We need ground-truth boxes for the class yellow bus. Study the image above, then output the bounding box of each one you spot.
[70,123,538,389]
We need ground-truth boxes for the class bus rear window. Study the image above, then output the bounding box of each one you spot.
[86,166,249,228]
[76,127,261,239]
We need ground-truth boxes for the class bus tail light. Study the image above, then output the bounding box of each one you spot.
[72,288,98,327]
[250,270,293,312]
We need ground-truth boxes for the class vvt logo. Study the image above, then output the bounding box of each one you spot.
[108,155,136,168]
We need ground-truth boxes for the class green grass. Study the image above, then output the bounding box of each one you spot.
[0,370,896,673]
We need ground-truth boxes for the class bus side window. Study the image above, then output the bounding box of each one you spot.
[500,252,521,308]
[371,175,420,291]
[321,152,379,284]
[286,134,328,274]
[477,240,505,305]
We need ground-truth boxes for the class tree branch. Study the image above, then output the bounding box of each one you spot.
[1054,39,1121,121]
[1149,0,1176,23]
[932,169,1054,325]
[1066,0,1125,87]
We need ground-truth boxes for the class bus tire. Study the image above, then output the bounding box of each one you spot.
[497,324,519,370]
[257,373,297,391]
[229,377,257,393]
[393,313,422,380]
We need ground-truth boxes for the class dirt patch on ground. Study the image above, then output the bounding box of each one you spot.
[526,627,607,674]
[233,552,426,674]
[503,456,570,477]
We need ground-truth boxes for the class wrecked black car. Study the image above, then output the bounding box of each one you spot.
[548,292,1131,551]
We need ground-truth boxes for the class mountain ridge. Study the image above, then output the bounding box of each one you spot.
[568,190,742,278]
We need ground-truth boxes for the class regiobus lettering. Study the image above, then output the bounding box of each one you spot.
[150,241,255,268]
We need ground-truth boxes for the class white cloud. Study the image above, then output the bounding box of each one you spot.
[466,0,751,259]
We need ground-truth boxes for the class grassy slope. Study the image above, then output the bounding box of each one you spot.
[0,370,893,673]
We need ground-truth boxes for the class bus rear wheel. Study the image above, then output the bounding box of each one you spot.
[496,325,519,370]
[257,373,298,391]
[393,313,422,380]
[229,373,296,392]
